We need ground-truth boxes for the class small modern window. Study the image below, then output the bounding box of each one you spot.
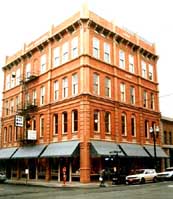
[40,54,46,73]
[119,50,125,69]
[131,116,136,137]
[72,110,78,132]
[62,112,68,134]
[54,80,59,101]
[105,112,111,133]
[40,86,45,105]
[62,42,69,63]
[129,54,134,73]
[32,89,37,105]
[104,42,110,63]
[94,110,100,132]
[141,61,147,78]
[150,93,155,110]
[149,64,153,80]
[72,74,78,96]
[53,47,60,67]
[93,37,100,59]
[130,86,135,105]
[62,77,68,98]
[120,83,126,102]
[93,73,100,95]
[26,63,31,79]
[53,114,58,135]
[9,125,12,142]
[71,37,78,59]
[16,68,20,85]
[145,120,149,138]
[121,113,127,136]
[40,115,44,137]
[143,90,147,108]
[105,77,111,97]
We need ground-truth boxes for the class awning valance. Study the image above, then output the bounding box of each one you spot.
[0,147,18,159]
[91,140,124,157]
[119,143,150,157]
[12,144,46,159]
[40,140,79,158]
[144,145,168,158]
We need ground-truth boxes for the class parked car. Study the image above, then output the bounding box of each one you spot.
[157,167,173,181]
[0,172,7,183]
[125,169,157,185]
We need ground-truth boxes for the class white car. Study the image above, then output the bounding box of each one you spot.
[157,167,173,181]
[126,169,157,184]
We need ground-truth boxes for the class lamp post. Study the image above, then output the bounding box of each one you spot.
[149,126,159,170]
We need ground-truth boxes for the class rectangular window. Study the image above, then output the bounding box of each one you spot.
[40,86,45,105]
[169,132,172,145]
[10,99,14,114]
[6,74,10,90]
[72,110,78,132]
[53,47,60,67]
[131,117,136,137]
[11,73,15,88]
[4,128,7,143]
[145,120,149,138]
[149,64,153,80]
[130,86,135,105]
[9,126,12,142]
[62,112,68,134]
[26,63,31,79]
[53,114,58,135]
[62,77,68,98]
[119,50,125,69]
[71,37,78,59]
[142,61,147,78]
[104,42,110,63]
[40,116,44,137]
[150,93,155,110]
[72,74,78,96]
[16,69,20,85]
[93,73,99,95]
[32,90,37,105]
[121,114,127,136]
[129,54,134,73]
[105,77,111,97]
[5,101,9,116]
[143,90,147,108]
[62,42,69,63]
[94,110,100,132]
[93,37,100,59]
[40,54,46,73]
[120,83,126,102]
[16,96,19,111]
[105,112,111,133]
[54,81,59,101]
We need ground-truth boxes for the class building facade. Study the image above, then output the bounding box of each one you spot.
[0,5,167,183]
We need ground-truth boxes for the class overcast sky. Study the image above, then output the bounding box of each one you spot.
[0,0,173,117]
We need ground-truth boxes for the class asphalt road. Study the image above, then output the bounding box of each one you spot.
[0,181,173,199]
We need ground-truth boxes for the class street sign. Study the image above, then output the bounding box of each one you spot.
[15,115,24,127]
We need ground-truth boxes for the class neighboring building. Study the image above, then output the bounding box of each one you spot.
[0,4,167,183]
[161,116,173,168]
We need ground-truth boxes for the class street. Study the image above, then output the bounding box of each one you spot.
[0,181,173,199]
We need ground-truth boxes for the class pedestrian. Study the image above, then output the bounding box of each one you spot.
[62,166,67,185]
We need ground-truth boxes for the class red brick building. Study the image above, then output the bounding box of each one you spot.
[0,5,167,183]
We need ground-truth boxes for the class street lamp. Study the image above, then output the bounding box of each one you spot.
[149,125,159,170]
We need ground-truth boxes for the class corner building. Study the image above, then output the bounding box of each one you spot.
[0,5,167,183]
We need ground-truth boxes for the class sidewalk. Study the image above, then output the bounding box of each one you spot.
[5,179,102,188]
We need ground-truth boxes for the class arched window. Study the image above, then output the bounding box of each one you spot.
[4,127,7,143]
[131,115,136,137]
[121,113,127,136]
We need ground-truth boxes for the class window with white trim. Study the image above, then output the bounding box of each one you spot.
[4,127,7,143]
[62,42,69,63]
[141,61,147,78]
[145,120,149,138]
[149,64,153,80]
[16,96,20,111]
[32,90,37,105]
[26,63,31,78]
[40,86,45,105]
[105,77,111,97]
[104,42,110,63]
[54,80,59,101]
[143,90,147,108]
[131,116,136,137]
[62,77,68,98]
[105,112,111,133]
[9,125,12,142]
[16,68,20,85]
[10,99,14,114]
[40,115,44,137]
[72,110,78,132]
[11,73,15,88]
[5,101,9,116]
[119,50,125,69]
[121,113,127,136]
[40,54,46,73]
[6,74,10,90]
[72,74,78,96]
[53,114,58,135]
[94,110,100,132]
[120,83,126,102]
[71,37,78,59]
[53,47,60,67]
[93,37,100,59]
[93,73,100,95]
[130,86,135,105]
[129,54,134,73]
[62,111,68,134]
[150,93,155,110]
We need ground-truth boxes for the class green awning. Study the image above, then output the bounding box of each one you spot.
[0,147,18,159]
[12,144,46,159]
[144,145,168,158]
[91,140,124,157]
[40,140,79,158]
[119,143,150,157]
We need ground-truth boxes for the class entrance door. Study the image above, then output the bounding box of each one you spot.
[29,159,36,179]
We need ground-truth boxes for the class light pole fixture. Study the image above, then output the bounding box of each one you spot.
[149,125,159,170]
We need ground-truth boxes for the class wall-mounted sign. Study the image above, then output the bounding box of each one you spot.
[15,115,24,127]
[27,130,37,140]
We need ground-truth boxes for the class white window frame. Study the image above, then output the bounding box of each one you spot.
[53,47,60,67]
[62,77,68,98]
[16,68,20,85]
[6,74,10,90]
[40,86,45,105]
[32,90,37,105]
[105,77,111,97]
[40,115,44,137]
[26,63,31,79]
[104,42,110,63]
[150,93,155,110]
[129,54,134,73]
[53,114,58,135]
[62,42,69,63]
[143,90,147,108]
[142,61,147,78]
[130,86,135,105]
[71,37,78,59]
[93,73,100,95]
[72,110,78,133]
[131,116,136,137]
[105,112,111,133]
[62,112,68,134]
[93,37,100,59]
[54,80,59,101]
[119,50,125,69]
[72,74,78,96]
[40,54,46,73]
[94,110,100,133]
[121,113,127,136]
[120,83,126,102]
[149,64,153,80]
